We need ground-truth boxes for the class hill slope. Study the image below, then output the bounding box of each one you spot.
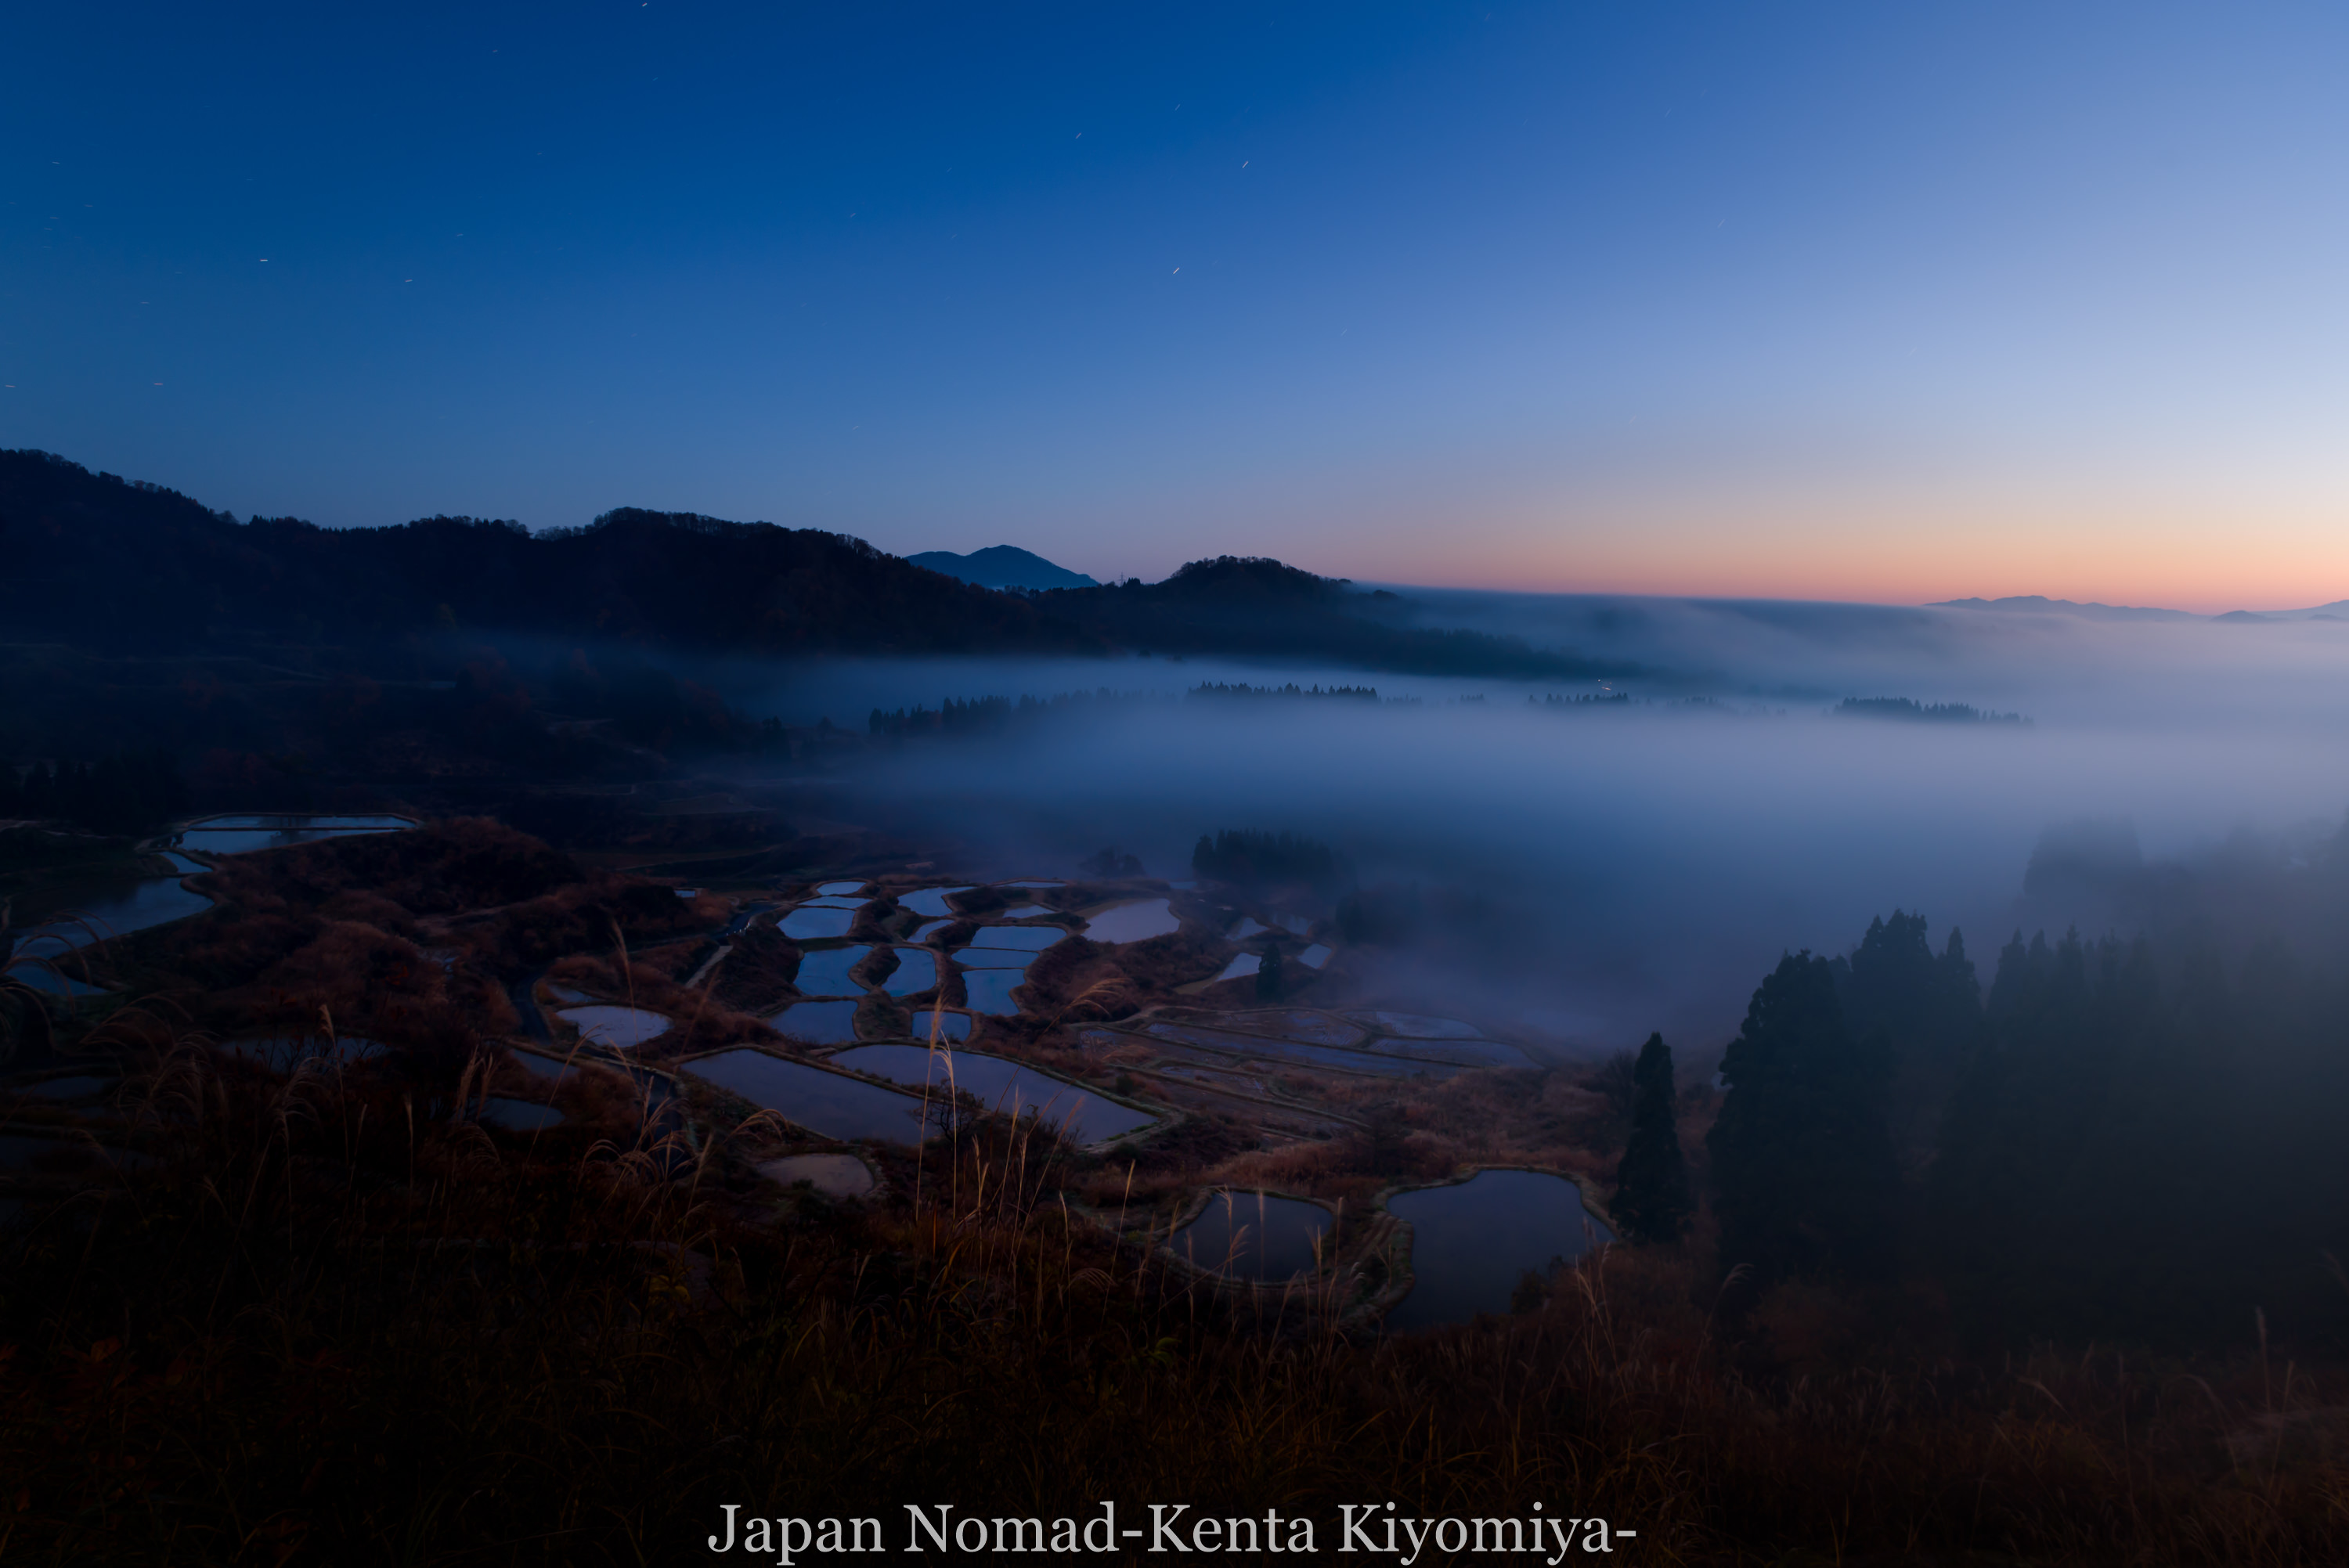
[0,449,1630,679]
[907,544,1099,590]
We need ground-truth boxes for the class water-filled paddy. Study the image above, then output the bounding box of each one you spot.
[1139,1022,1455,1079]
[1084,899,1182,943]
[770,999,864,1043]
[1229,917,1268,940]
[792,945,874,996]
[907,1009,973,1043]
[510,1048,583,1080]
[796,896,866,910]
[1370,1037,1538,1069]
[780,907,857,940]
[878,949,938,997]
[556,1006,670,1050]
[757,1152,875,1198]
[680,1050,936,1143]
[828,1044,1155,1145]
[169,813,412,856]
[910,918,954,943]
[1170,1191,1334,1282]
[1297,944,1332,969]
[545,983,593,1004]
[1229,1010,1362,1046]
[1353,1011,1481,1039]
[959,969,1027,1015]
[814,881,868,896]
[900,886,975,917]
[478,1097,564,1131]
[12,874,216,971]
[961,924,1066,953]
[1213,953,1261,982]
[999,903,1051,919]
[1384,1170,1615,1331]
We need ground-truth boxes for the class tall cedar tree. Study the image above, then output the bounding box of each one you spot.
[1254,941,1286,1000]
[1611,1032,1694,1242]
[1832,912,1982,1155]
[1707,953,1900,1281]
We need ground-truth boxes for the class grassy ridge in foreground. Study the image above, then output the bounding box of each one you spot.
[2,1044,2342,1565]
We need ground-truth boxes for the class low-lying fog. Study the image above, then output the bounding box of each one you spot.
[710,599,2349,1062]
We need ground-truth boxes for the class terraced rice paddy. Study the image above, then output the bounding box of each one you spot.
[1349,1011,1481,1039]
[813,881,868,895]
[792,945,873,997]
[1367,1036,1536,1069]
[827,1045,1155,1145]
[899,886,975,917]
[1169,1191,1335,1283]
[555,1006,671,1051]
[1082,899,1182,943]
[1385,1170,1614,1331]
[959,969,1027,1015]
[757,1152,875,1197]
[769,999,864,1044]
[878,949,939,997]
[477,1097,564,1131]
[780,907,857,940]
[907,1009,973,1043]
[1138,1022,1455,1079]
[680,1050,936,1143]
[509,1049,583,1081]
[960,925,1066,953]
[1227,1010,1362,1046]
[168,813,413,856]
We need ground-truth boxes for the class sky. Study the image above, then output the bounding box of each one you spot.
[5,1,2348,609]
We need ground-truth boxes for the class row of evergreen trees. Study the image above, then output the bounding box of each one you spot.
[1191,829,1348,892]
[1613,902,2349,1343]
[0,750,189,836]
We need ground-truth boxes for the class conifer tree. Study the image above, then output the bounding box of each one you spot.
[1254,940,1286,1000]
[1707,952,1899,1281]
[1611,1032,1694,1243]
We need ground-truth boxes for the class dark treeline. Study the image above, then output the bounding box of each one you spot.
[866,689,1164,738]
[1834,696,2030,725]
[0,750,189,835]
[1669,836,2349,1346]
[1,452,1633,680]
[1191,829,1348,892]
[1185,682,1382,701]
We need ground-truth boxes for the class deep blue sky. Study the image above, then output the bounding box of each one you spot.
[7,2,2347,605]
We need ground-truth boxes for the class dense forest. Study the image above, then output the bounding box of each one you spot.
[1640,847,2349,1348]
[1,450,1629,679]
[0,751,189,835]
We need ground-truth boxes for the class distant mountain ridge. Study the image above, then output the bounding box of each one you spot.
[1932,594,2349,622]
[0,449,1629,680]
[908,544,1098,590]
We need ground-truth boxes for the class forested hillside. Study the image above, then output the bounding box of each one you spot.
[0,451,1626,679]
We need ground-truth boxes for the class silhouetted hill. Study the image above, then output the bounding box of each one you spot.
[907,544,1098,589]
[1930,595,2198,622]
[0,450,1632,679]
